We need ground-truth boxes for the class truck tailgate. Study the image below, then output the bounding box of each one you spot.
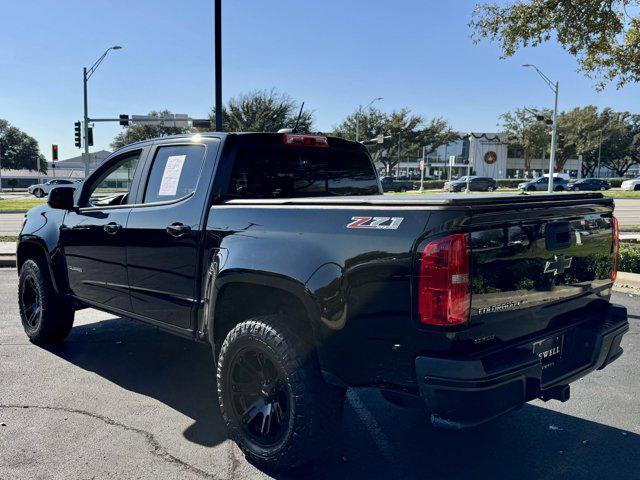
[467,195,615,343]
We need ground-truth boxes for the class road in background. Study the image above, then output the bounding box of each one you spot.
[0,214,23,235]
[0,269,639,479]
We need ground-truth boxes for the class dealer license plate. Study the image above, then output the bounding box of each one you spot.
[532,334,563,364]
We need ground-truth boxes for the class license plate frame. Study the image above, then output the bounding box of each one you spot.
[532,334,564,364]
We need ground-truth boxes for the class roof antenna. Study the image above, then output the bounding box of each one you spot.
[292,102,305,133]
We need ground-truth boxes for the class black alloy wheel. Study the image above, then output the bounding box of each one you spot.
[228,346,290,447]
[20,274,42,331]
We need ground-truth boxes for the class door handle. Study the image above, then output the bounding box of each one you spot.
[166,222,191,238]
[103,222,122,235]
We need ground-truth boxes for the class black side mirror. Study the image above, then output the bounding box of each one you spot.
[47,186,76,210]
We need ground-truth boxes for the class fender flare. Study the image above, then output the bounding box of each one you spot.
[16,237,66,294]
[202,266,324,356]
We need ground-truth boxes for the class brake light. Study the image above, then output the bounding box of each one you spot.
[611,216,619,282]
[283,134,329,147]
[417,233,470,326]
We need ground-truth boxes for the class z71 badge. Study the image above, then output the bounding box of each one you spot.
[346,216,404,230]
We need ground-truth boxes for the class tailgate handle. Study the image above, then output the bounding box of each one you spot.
[546,222,571,251]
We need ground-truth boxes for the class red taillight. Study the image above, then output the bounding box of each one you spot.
[611,216,619,282]
[283,134,329,147]
[417,233,470,326]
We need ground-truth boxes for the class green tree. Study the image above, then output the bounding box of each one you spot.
[598,111,640,176]
[0,119,46,173]
[500,107,551,176]
[334,108,456,174]
[111,110,193,149]
[210,89,313,133]
[470,0,640,89]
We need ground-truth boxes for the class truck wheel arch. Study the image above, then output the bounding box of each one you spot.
[16,239,63,294]
[205,272,324,360]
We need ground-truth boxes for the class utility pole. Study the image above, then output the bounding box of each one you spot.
[214,0,223,131]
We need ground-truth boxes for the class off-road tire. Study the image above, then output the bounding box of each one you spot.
[18,259,74,344]
[217,315,345,471]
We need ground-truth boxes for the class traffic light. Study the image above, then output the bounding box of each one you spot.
[88,127,94,147]
[52,144,59,161]
[119,114,130,126]
[74,121,82,148]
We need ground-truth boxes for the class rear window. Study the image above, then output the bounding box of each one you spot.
[227,146,379,199]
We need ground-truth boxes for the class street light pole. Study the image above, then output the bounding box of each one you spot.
[82,45,122,178]
[355,97,382,142]
[597,129,603,178]
[83,67,89,178]
[523,64,559,194]
[548,81,559,193]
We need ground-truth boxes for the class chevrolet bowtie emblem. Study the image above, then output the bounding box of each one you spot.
[544,254,573,275]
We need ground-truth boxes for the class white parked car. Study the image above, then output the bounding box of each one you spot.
[620,177,640,191]
[27,179,82,198]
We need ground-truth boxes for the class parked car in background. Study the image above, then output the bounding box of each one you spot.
[28,179,82,198]
[444,176,496,192]
[380,176,414,192]
[568,178,611,191]
[518,177,568,192]
[621,177,640,191]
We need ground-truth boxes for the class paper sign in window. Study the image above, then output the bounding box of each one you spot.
[158,155,186,196]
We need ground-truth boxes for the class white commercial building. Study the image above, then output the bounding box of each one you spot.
[381,133,583,180]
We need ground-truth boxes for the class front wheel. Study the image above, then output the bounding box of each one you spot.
[554,186,564,192]
[33,189,44,198]
[217,315,345,471]
[18,259,74,344]
[486,186,495,192]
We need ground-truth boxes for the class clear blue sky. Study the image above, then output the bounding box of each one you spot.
[2,0,639,162]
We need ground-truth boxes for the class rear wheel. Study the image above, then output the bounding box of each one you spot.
[600,186,606,191]
[635,184,640,191]
[18,259,74,344]
[217,315,345,471]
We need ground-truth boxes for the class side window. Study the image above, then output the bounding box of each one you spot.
[87,152,141,207]
[143,145,206,204]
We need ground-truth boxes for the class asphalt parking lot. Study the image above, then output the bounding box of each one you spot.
[0,268,639,479]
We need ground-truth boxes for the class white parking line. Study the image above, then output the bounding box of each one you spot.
[346,389,395,464]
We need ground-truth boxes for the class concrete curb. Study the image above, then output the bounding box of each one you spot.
[0,210,28,214]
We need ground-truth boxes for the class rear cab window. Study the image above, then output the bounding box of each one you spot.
[227,141,379,199]
[143,145,206,204]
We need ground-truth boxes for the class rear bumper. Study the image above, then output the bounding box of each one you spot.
[415,304,629,430]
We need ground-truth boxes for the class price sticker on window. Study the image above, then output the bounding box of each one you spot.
[158,155,186,196]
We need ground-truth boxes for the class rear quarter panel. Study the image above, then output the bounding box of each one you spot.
[205,204,433,387]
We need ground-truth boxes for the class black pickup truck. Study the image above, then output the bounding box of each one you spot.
[16,132,628,470]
